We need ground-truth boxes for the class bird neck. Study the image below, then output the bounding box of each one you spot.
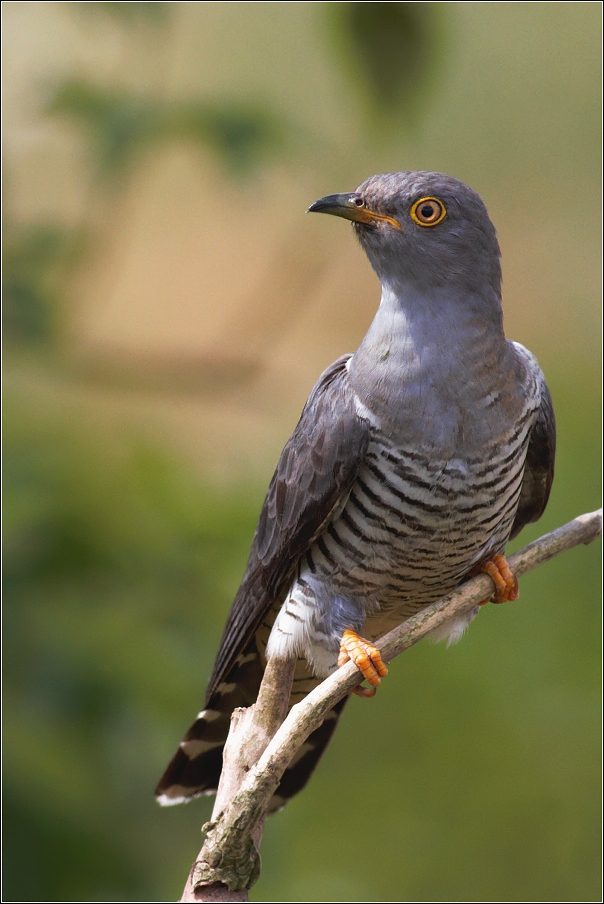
[349,281,513,442]
[357,279,505,360]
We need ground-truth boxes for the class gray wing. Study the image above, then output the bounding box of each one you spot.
[206,354,370,699]
[510,377,556,540]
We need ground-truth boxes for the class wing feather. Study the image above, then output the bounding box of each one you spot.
[206,354,370,699]
[510,378,556,539]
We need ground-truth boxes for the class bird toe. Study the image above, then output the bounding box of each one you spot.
[339,628,388,695]
[479,554,519,604]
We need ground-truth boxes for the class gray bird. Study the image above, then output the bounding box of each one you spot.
[156,171,555,810]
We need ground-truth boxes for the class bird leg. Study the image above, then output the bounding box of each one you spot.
[478,554,519,605]
[338,628,388,697]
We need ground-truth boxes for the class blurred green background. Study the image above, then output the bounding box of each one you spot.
[2,3,601,901]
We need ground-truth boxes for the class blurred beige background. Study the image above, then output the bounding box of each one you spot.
[3,3,601,903]
[4,2,600,476]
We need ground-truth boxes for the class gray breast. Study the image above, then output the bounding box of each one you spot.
[335,420,532,595]
[266,399,538,677]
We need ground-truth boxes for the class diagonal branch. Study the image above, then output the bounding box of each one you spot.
[180,508,602,901]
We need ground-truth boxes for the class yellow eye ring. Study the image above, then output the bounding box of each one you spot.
[410,197,446,227]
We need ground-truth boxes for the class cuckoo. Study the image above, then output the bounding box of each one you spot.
[156,172,555,810]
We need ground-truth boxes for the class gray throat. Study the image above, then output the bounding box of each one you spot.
[348,282,513,455]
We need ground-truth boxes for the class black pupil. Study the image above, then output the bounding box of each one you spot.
[421,204,436,219]
[355,198,364,207]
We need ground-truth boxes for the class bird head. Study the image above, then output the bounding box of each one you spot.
[309,172,502,298]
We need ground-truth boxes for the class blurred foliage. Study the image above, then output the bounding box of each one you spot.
[2,223,83,346]
[325,1,447,127]
[75,1,170,26]
[2,395,260,901]
[5,3,286,353]
[48,80,284,178]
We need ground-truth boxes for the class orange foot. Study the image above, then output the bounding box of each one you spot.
[479,554,519,605]
[338,628,388,697]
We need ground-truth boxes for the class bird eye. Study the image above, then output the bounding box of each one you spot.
[410,197,446,227]
[352,196,365,208]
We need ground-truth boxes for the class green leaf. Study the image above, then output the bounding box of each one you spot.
[47,80,284,177]
[2,224,82,345]
[326,1,448,127]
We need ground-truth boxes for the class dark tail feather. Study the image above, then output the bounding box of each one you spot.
[155,642,262,805]
[155,648,349,810]
[266,693,349,812]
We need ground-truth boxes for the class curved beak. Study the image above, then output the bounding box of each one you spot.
[307,192,401,230]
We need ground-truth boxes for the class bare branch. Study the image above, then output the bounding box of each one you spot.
[180,657,296,902]
[180,508,601,900]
